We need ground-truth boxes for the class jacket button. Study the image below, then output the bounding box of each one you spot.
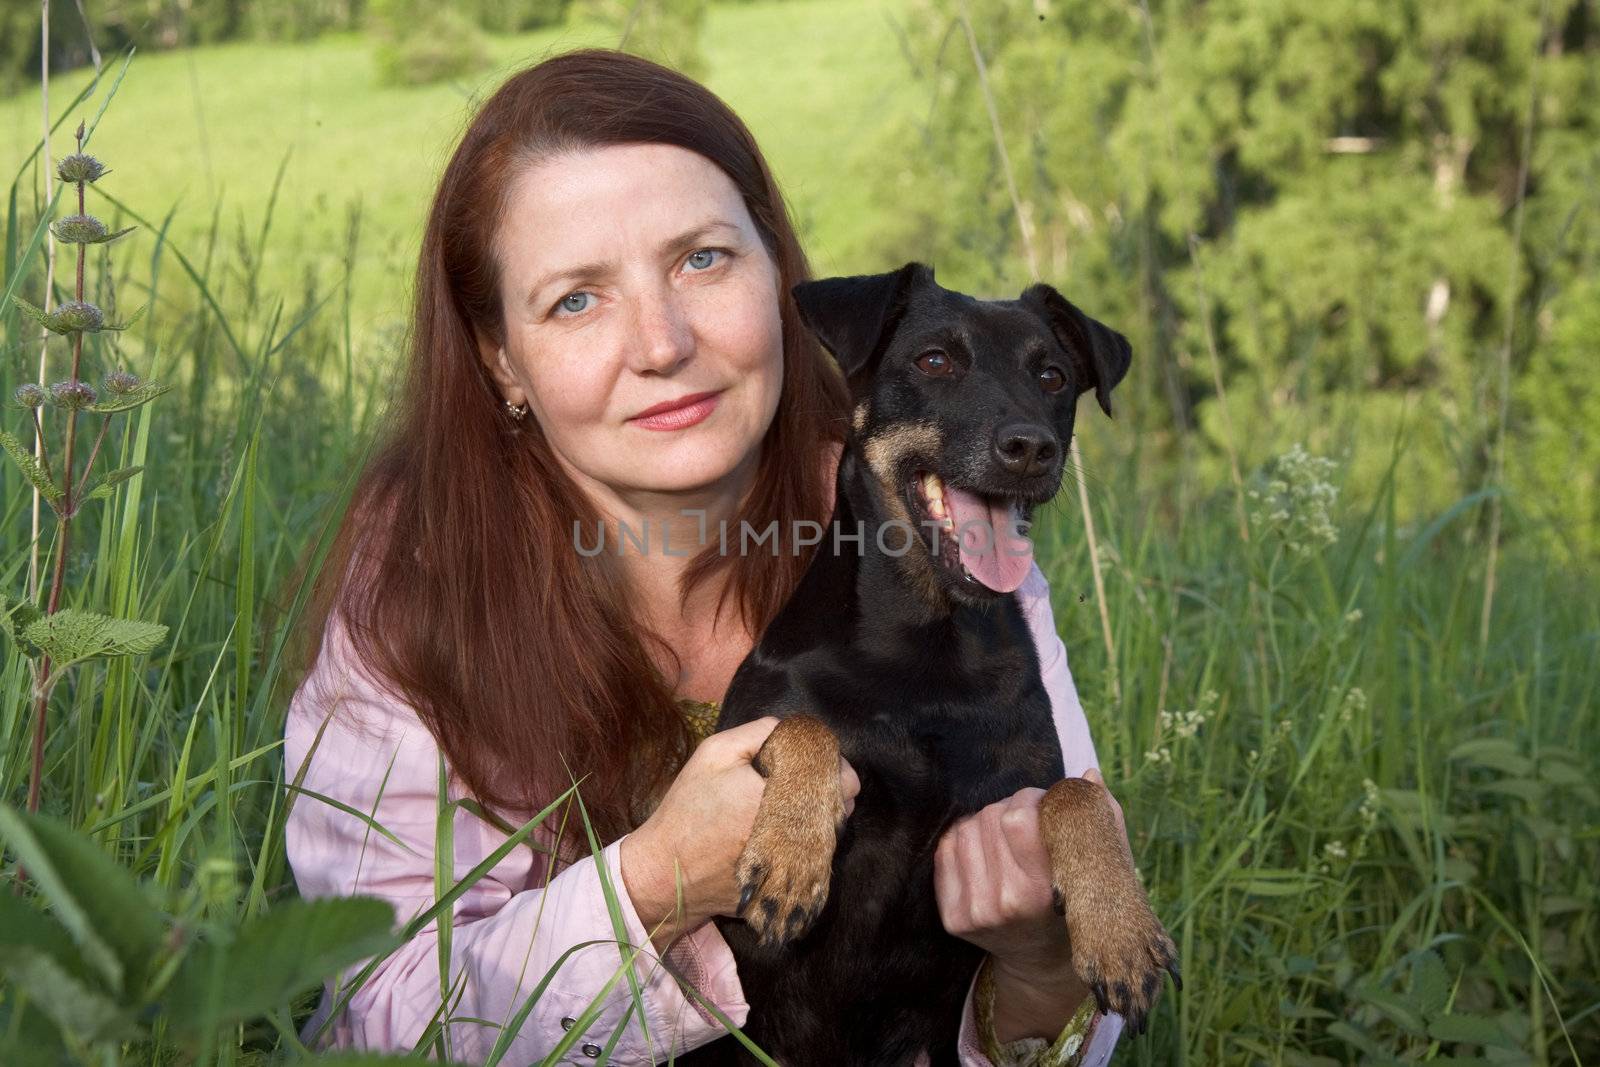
[581,1043,603,1057]
[559,1017,576,1031]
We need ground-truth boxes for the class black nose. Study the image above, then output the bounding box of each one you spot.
[993,420,1058,477]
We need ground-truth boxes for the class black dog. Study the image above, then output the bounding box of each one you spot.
[675,262,1176,1066]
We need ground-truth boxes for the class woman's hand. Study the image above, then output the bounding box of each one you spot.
[934,768,1126,1041]
[620,715,860,951]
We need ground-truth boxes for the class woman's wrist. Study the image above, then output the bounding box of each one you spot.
[987,954,1094,1043]
[619,830,698,952]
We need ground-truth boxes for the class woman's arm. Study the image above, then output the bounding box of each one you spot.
[283,612,746,1065]
[949,560,1125,1067]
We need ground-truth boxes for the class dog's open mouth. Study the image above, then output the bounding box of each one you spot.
[909,469,1034,594]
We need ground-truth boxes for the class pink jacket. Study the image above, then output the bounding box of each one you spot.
[282,559,1124,1065]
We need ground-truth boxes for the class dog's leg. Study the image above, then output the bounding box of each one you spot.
[1037,777,1180,1034]
[734,713,847,947]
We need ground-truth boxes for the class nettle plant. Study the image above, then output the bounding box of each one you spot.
[2,122,171,816]
[0,120,420,1067]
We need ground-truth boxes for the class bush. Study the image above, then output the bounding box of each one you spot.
[470,0,574,33]
[371,6,493,87]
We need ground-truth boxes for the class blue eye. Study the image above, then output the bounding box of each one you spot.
[551,249,726,319]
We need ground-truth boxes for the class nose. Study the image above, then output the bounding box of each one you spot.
[993,420,1058,477]
[628,284,694,375]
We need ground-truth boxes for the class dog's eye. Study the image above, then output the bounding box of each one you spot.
[916,350,953,377]
[1039,366,1066,393]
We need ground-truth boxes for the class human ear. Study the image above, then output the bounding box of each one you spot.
[476,330,527,408]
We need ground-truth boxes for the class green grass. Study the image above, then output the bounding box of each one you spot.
[1,5,1597,1065]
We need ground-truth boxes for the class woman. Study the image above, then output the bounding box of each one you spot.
[283,47,1127,1067]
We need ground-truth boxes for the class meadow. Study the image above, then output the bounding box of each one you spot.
[1,1,1596,1064]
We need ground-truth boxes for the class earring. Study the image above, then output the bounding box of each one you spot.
[495,347,528,422]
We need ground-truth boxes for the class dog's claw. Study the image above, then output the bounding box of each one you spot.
[736,877,759,918]
[783,903,814,942]
[735,839,831,948]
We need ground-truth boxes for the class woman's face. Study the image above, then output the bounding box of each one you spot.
[483,142,785,509]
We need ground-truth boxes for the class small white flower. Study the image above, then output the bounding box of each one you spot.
[1359,778,1381,830]
[1248,444,1342,556]
[1338,687,1368,724]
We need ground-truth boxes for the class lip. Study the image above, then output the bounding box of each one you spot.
[629,389,722,430]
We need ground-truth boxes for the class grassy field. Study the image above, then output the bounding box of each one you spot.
[1,3,1597,1065]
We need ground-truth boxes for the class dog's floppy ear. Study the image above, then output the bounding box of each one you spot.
[792,262,933,382]
[1019,283,1132,417]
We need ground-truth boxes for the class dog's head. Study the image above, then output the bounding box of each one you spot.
[793,262,1130,607]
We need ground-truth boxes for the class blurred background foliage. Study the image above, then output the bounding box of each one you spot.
[0,1,1596,1064]
[5,0,1592,553]
[867,0,1599,563]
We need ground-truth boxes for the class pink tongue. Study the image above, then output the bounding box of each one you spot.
[944,486,1034,593]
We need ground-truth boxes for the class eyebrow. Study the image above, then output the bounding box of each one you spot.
[525,219,744,310]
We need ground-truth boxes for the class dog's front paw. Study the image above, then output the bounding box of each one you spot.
[732,715,846,948]
[1060,886,1179,1034]
[734,822,834,947]
[1040,776,1180,1035]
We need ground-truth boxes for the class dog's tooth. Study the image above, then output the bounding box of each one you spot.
[920,472,947,518]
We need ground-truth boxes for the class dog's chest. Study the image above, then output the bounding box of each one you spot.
[822,609,1062,819]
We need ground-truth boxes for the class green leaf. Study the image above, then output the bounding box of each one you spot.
[0,892,99,987]
[1326,1021,1382,1056]
[82,465,145,503]
[1281,1054,1340,1067]
[7,293,51,330]
[1355,983,1429,1035]
[296,1056,475,1066]
[0,805,167,995]
[1537,759,1589,787]
[0,427,64,514]
[87,224,138,245]
[0,945,138,1043]
[89,379,173,414]
[162,896,398,1035]
[1227,867,1321,896]
[458,797,551,854]
[0,995,73,1067]
[19,608,167,669]
[0,594,45,653]
[1429,1013,1520,1049]
[104,301,149,332]
[1409,950,1450,1017]
[1448,738,1532,776]
[1480,778,1547,804]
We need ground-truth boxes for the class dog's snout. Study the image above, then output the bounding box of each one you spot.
[993,420,1058,477]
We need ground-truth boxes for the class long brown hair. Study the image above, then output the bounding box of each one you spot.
[289,48,851,844]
